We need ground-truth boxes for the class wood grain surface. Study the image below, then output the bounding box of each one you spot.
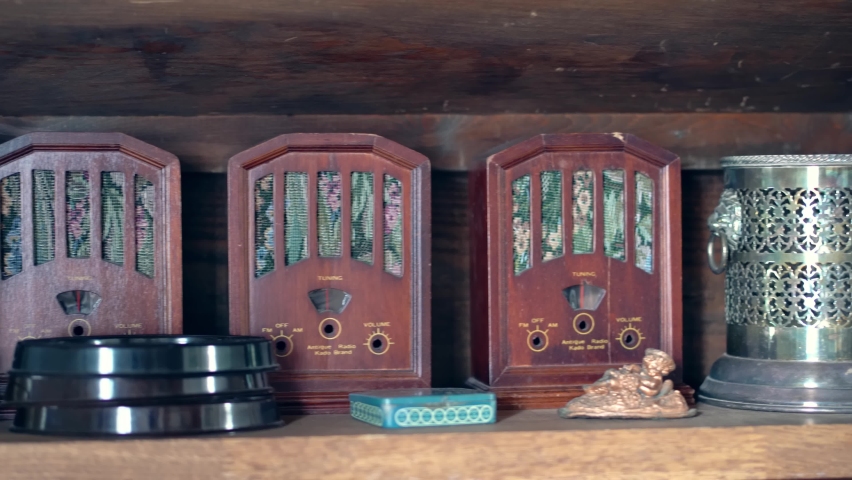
[1,114,850,172]
[681,172,727,388]
[0,1,850,116]
[0,406,850,479]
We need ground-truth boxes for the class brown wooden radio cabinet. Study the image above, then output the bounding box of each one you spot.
[0,133,183,405]
[470,133,690,409]
[228,133,430,414]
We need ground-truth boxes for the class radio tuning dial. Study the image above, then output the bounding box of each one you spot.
[319,318,342,340]
[572,313,595,334]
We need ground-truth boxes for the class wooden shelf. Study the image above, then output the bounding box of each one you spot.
[0,3,849,478]
[1,1,850,116]
[1,404,850,478]
[2,113,851,173]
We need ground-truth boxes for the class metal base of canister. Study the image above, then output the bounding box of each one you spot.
[698,354,852,413]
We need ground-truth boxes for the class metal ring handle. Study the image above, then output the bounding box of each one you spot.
[707,231,728,274]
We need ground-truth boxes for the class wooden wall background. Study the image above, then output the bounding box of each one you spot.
[1,0,850,389]
[1,1,850,116]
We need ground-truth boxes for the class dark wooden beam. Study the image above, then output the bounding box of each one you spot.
[0,0,850,115]
[1,113,850,172]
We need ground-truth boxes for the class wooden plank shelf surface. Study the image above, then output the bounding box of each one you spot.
[1,113,851,172]
[0,404,849,479]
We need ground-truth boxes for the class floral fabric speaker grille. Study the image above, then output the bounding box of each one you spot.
[470,133,687,409]
[0,133,183,391]
[228,134,431,414]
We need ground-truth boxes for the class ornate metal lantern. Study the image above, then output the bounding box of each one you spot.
[701,155,852,412]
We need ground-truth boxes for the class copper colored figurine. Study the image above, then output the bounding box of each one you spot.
[558,349,695,419]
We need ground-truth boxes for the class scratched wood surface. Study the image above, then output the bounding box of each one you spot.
[0,406,850,479]
[1,114,850,172]
[0,0,850,116]
[682,172,727,388]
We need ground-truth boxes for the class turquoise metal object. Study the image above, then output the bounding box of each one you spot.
[349,388,496,428]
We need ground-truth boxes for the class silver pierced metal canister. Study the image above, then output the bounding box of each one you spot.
[700,154,852,412]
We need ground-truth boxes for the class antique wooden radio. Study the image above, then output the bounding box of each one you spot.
[228,133,430,413]
[470,133,688,409]
[0,132,183,378]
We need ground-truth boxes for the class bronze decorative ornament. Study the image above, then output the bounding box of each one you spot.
[558,349,695,419]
